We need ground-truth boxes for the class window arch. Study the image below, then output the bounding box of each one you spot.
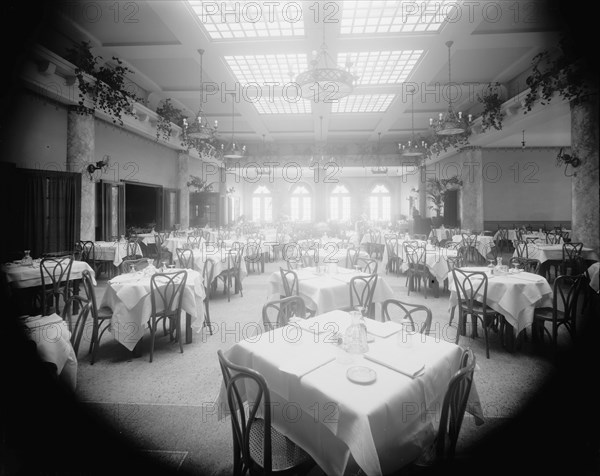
[290,185,312,221]
[330,184,351,221]
[252,185,272,222]
[369,184,391,221]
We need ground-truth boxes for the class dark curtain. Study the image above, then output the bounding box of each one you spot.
[21,169,81,258]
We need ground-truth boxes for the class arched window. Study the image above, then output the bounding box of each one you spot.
[369,184,391,221]
[330,185,351,221]
[290,185,312,221]
[252,186,272,222]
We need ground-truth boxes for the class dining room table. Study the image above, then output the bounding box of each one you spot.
[267,266,395,318]
[172,244,248,284]
[217,309,484,476]
[94,240,143,267]
[451,234,495,260]
[447,266,553,350]
[99,266,206,352]
[21,313,78,390]
[588,262,600,293]
[291,240,369,268]
[397,244,459,295]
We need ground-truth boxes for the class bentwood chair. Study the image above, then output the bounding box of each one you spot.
[384,237,402,275]
[461,233,480,266]
[63,269,113,364]
[215,248,244,302]
[347,273,378,319]
[345,247,360,269]
[509,257,541,274]
[119,257,151,275]
[404,243,431,299]
[415,348,476,467]
[279,267,316,317]
[40,255,74,316]
[216,350,315,475]
[560,242,584,276]
[262,296,307,331]
[245,240,264,274]
[452,268,501,359]
[176,248,194,270]
[355,257,378,274]
[514,240,529,259]
[532,274,584,355]
[382,299,433,335]
[187,235,202,249]
[201,258,214,335]
[148,270,187,362]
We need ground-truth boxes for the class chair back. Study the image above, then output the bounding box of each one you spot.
[356,257,378,274]
[202,258,215,296]
[563,242,583,261]
[345,247,359,269]
[546,231,561,244]
[187,235,202,249]
[514,241,529,258]
[217,350,274,473]
[436,348,476,461]
[126,239,140,258]
[78,241,96,265]
[40,255,74,294]
[385,237,399,258]
[349,273,378,311]
[552,274,584,325]
[280,267,299,297]
[381,299,432,335]
[461,233,478,247]
[245,240,262,263]
[451,269,490,315]
[405,243,426,269]
[61,269,95,354]
[176,248,194,270]
[509,257,541,274]
[262,296,306,331]
[150,271,187,319]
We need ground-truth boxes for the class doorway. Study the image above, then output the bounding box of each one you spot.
[124,182,163,231]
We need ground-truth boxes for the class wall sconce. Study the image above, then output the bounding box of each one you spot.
[556,148,581,177]
[86,155,110,181]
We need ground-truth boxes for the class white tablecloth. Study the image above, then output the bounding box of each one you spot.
[588,262,600,293]
[398,246,459,283]
[94,241,143,266]
[267,267,395,316]
[452,235,495,258]
[512,244,599,263]
[429,228,452,242]
[23,313,78,390]
[448,267,553,335]
[100,267,205,351]
[172,246,248,282]
[218,310,483,476]
[2,260,96,289]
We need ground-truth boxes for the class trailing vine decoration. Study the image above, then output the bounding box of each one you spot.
[155,98,188,143]
[65,41,141,126]
[477,82,505,132]
[523,35,598,113]
[186,175,215,193]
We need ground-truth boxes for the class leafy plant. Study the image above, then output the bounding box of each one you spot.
[428,133,470,157]
[186,175,215,193]
[155,98,188,143]
[523,35,597,113]
[65,41,142,125]
[477,82,505,132]
[426,177,463,217]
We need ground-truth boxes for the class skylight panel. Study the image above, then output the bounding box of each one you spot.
[341,0,455,35]
[254,97,312,114]
[187,0,305,39]
[340,50,423,85]
[224,54,307,86]
[331,94,395,113]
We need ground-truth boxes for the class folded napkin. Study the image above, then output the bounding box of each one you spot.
[363,319,403,338]
[364,347,425,378]
[279,354,335,378]
[289,317,329,335]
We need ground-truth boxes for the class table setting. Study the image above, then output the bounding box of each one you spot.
[100,264,206,351]
[220,309,483,476]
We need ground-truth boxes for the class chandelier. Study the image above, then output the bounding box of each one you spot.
[430,41,472,136]
[296,32,356,102]
[183,49,218,150]
[370,133,388,174]
[222,93,246,160]
[399,88,431,160]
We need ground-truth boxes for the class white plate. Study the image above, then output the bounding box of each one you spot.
[346,366,377,385]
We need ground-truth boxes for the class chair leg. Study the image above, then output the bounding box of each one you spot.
[204,298,213,335]
[149,318,156,363]
[176,313,183,354]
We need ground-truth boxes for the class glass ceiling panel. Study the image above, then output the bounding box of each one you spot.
[254,97,312,114]
[339,50,423,85]
[332,94,395,113]
[340,0,453,35]
[224,54,308,86]
[187,0,305,39]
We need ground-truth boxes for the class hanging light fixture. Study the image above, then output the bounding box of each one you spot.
[429,41,472,136]
[371,133,388,174]
[183,49,218,150]
[296,25,356,102]
[222,93,246,160]
[399,87,431,160]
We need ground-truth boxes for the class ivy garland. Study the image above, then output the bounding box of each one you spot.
[186,175,215,193]
[477,82,505,132]
[65,41,141,126]
[155,98,188,143]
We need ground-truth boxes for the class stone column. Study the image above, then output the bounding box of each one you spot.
[459,147,484,232]
[66,108,95,241]
[178,152,190,229]
[571,98,599,253]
